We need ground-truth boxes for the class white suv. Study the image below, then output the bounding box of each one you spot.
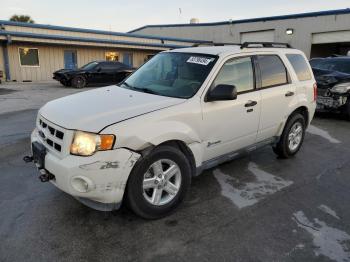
[29,43,317,219]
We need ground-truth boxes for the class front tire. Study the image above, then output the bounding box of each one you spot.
[273,113,306,158]
[71,76,86,88]
[126,146,191,219]
[346,99,350,121]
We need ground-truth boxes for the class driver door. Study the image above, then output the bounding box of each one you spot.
[200,56,261,161]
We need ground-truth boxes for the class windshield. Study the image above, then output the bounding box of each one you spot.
[120,52,218,98]
[80,61,98,70]
[310,59,350,74]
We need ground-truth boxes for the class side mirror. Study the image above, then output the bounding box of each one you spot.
[96,67,102,72]
[206,84,237,102]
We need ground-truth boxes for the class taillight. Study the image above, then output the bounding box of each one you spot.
[313,82,317,102]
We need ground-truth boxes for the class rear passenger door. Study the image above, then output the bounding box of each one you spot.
[255,54,296,142]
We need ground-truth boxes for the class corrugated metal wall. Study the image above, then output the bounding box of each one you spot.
[131,13,350,58]
[6,44,156,82]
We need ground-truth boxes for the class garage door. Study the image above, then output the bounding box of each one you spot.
[313,30,350,44]
[240,30,275,43]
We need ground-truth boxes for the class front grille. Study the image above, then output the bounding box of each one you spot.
[37,118,65,153]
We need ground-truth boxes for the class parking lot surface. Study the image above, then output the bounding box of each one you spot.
[1,83,350,262]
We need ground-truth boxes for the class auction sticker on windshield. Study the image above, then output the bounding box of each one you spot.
[187,56,214,66]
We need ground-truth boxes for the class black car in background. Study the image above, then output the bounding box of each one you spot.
[310,57,350,118]
[53,61,134,88]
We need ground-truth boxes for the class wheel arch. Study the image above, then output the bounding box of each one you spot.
[289,106,309,127]
[277,106,310,137]
[138,139,197,177]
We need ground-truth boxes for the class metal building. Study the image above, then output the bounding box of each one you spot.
[0,21,208,82]
[129,9,350,58]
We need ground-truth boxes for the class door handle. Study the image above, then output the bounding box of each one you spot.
[285,91,295,97]
[245,100,257,107]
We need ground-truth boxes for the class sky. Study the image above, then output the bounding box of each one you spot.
[0,0,349,33]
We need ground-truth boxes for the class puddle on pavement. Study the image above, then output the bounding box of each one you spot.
[307,125,341,144]
[0,88,18,95]
[293,210,350,262]
[213,162,293,209]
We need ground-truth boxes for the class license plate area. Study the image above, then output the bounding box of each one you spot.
[317,96,335,109]
[32,142,46,169]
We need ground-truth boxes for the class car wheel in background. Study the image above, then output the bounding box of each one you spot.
[273,113,306,158]
[71,76,86,88]
[346,99,350,121]
[126,145,191,219]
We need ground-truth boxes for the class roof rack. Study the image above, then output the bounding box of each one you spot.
[240,42,292,49]
[192,42,241,47]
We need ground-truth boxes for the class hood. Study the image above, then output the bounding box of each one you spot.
[54,68,85,75]
[39,86,185,133]
[313,68,350,89]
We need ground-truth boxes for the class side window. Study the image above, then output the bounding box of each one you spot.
[286,54,312,81]
[105,62,122,70]
[213,56,254,93]
[257,55,288,88]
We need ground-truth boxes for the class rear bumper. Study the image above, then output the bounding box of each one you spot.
[31,129,141,210]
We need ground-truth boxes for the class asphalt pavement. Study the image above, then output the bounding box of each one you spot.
[0,83,350,262]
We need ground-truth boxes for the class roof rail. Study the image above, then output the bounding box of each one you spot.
[192,42,241,47]
[241,42,292,49]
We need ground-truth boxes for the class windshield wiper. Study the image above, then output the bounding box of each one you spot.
[121,82,133,89]
[121,82,159,95]
[133,87,159,95]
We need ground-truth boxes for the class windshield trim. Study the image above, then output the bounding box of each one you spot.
[80,61,99,70]
[119,52,219,99]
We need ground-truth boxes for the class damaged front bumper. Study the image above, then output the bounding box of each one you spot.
[30,129,141,211]
[316,93,348,112]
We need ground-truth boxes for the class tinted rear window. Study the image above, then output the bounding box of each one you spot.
[257,55,288,88]
[286,54,312,81]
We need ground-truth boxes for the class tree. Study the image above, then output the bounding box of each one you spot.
[10,15,35,23]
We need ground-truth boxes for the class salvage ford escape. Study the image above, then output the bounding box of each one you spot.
[27,43,316,219]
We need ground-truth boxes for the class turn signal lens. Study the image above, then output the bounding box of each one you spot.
[100,134,115,151]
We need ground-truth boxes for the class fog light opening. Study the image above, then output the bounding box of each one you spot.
[71,176,93,193]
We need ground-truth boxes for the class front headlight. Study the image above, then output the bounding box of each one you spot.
[331,83,350,94]
[70,131,115,156]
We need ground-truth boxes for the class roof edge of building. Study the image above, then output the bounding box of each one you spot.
[128,8,350,33]
[0,30,192,49]
[0,20,211,44]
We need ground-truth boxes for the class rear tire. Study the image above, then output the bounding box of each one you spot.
[273,113,306,158]
[126,146,191,219]
[71,76,86,88]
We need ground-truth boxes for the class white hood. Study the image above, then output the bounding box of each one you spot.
[39,86,184,133]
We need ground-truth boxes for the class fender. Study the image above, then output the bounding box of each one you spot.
[101,99,204,165]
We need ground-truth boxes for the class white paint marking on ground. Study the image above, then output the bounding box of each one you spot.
[307,125,341,144]
[319,205,340,220]
[213,162,293,209]
[293,211,350,262]
[286,243,305,257]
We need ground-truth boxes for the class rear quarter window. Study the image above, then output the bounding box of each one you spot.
[286,54,312,81]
